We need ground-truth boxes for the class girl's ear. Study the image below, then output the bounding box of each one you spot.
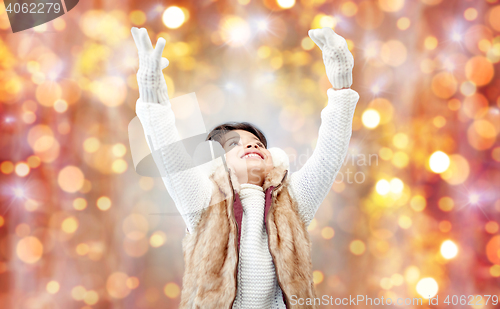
[267,147,290,171]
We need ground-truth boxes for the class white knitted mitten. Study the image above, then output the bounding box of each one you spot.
[131,27,170,105]
[308,27,354,90]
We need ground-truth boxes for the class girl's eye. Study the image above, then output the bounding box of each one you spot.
[229,141,239,146]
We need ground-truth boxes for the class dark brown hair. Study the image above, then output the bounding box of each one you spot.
[206,122,268,149]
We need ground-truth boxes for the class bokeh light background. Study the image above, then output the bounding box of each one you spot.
[1,0,500,308]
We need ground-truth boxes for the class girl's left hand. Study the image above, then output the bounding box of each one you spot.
[308,27,354,90]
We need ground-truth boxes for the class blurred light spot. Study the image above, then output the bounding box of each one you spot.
[256,20,268,31]
[93,77,127,107]
[379,147,393,160]
[15,162,30,177]
[431,72,457,99]
[83,137,100,153]
[465,56,494,86]
[486,235,500,264]
[467,120,497,150]
[321,227,335,239]
[416,277,438,298]
[24,199,39,212]
[162,6,186,29]
[277,0,295,9]
[53,18,66,31]
[341,1,358,16]
[313,270,324,284]
[46,281,60,294]
[398,215,412,229]
[378,0,405,12]
[433,116,446,128]
[13,187,24,198]
[219,16,251,47]
[22,111,36,124]
[485,221,499,234]
[380,277,392,290]
[419,58,435,74]
[410,195,426,212]
[164,282,180,298]
[440,154,470,185]
[350,240,366,255]
[97,196,112,211]
[362,109,380,129]
[129,10,146,26]
[61,217,78,234]
[424,36,438,50]
[438,197,454,212]
[307,218,317,231]
[397,17,410,30]
[381,40,407,66]
[257,46,271,58]
[392,133,408,149]
[36,81,62,107]
[107,272,131,299]
[438,220,452,233]
[150,231,167,247]
[73,198,87,211]
[1,161,14,174]
[76,243,90,256]
[490,265,500,277]
[112,144,126,157]
[464,7,477,21]
[27,156,41,168]
[391,273,404,286]
[126,277,140,289]
[429,151,450,173]
[460,81,476,96]
[71,285,86,301]
[84,290,99,305]
[390,178,404,193]
[405,266,420,283]
[53,99,68,113]
[58,166,85,193]
[16,236,43,264]
[392,151,409,168]
[112,159,128,174]
[452,32,461,42]
[469,193,479,204]
[319,16,336,28]
[488,5,500,32]
[123,214,149,240]
[301,37,315,51]
[440,240,458,259]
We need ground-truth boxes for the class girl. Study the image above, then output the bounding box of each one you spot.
[132,26,359,309]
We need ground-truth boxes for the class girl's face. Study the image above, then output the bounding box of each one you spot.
[222,129,274,187]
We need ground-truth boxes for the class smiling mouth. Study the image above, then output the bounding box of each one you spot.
[241,153,264,160]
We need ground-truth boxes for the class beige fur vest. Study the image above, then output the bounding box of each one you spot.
[179,155,318,309]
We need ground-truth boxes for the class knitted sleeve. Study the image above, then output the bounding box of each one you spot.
[288,88,359,226]
[135,99,213,233]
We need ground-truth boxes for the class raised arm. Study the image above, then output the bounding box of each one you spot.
[288,28,359,226]
[131,27,213,233]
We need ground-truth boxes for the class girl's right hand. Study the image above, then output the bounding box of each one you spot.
[131,27,170,105]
